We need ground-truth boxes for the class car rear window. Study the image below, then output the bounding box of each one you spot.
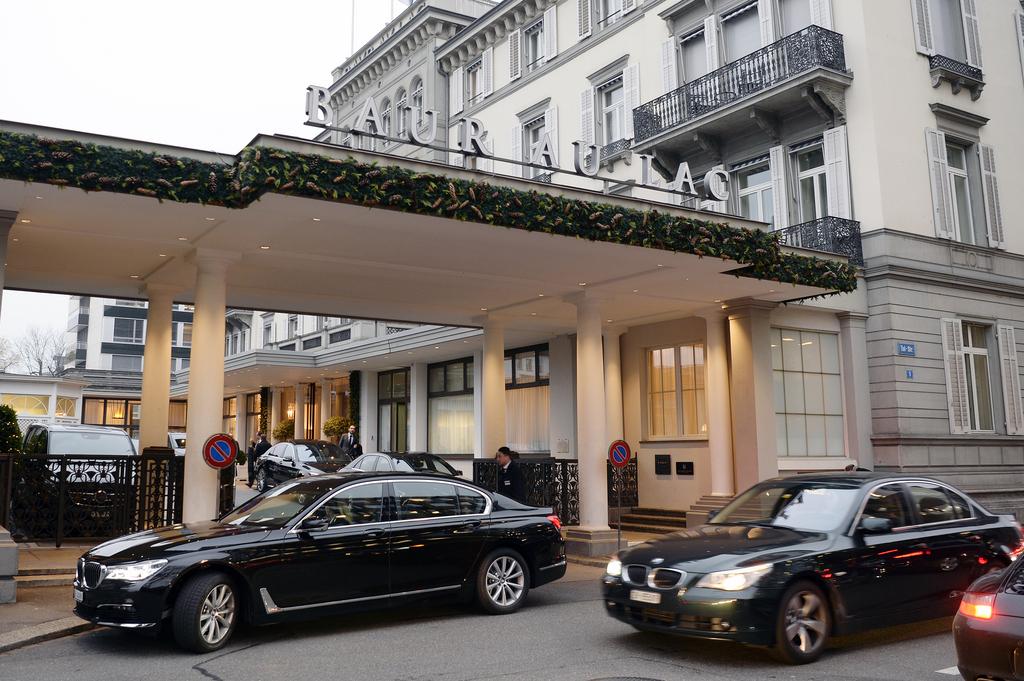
[50,432,135,456]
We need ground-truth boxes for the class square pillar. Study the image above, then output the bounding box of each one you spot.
[409,362,429,452]
[139,285,182,451]
[697,307,735,497]
[839,312,874,469]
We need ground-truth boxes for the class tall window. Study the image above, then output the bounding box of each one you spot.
[525,21,545,72]
[647,343,706,438]
[113,318,144,344]
[428,358,474,455]
[735,158,774,228]
[222,397,237,439]
[681,30,709,82]
[411,77,423,125]
[780,0,814,36]
[772,329,844,457]
[930,0,969,62]
[722,2,760,62]
[287,315,299,339]
[467,60,484,106]
[946,143,974,244]
[378,369,409,453]
[505,345,550,453]
[395,88,407,138]
[599,0,623,28]
[599,77,624,145]
[524,116,547,178]
[795,142,827,222]
[182,322,192,347]
[380,99,391,147]
[961,322,993,431]
[246,393,262,443]
[263,323,272,346]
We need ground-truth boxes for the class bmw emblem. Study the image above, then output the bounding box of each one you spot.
[651,557,664,565]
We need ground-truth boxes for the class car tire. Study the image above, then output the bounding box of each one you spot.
[172,571,238,653]
[476,548,530,615]
[772,580,831,664]
[255,467,268,493]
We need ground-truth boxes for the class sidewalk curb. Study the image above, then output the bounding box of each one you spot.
[0,617,96,654]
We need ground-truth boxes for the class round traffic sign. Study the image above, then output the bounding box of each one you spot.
[608,440,631,468]
[202,434,238,470]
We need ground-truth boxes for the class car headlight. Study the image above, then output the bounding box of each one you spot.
[606,557,622,577]
[104,559,168,582]
[695,564,773,591]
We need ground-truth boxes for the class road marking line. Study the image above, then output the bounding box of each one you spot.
[935,667,959,675]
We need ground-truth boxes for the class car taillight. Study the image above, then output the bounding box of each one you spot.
[959,592,995,620]
[547,515,562,531]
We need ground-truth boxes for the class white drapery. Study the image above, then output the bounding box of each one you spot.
[505,385,550,453]
[428,394,475,455]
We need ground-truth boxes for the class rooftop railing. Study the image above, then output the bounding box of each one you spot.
[774,216,863,266]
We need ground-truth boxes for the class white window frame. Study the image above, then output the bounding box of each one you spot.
[598,76,625,146]
[734,156,774,226]
[525,20,545,73]
[411,78,424,126]
[380,98,392,147]
[945,141,974,244]
[645,342,707,440]
[793,140,828,222]
[910,0,983,69]
[395,89,407,138]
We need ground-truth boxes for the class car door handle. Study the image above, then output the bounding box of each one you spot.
[362,528,386,538]
[462,520,482,529]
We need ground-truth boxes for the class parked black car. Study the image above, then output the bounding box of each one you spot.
[344,451,462,476]
[73,471,566,652]
[254,439,350,492]
[953,544,1024,680]
[602,473,1023,664]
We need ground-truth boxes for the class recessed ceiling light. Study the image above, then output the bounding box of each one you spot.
[131,275,139,279]
[538,294,544,297]
[178,237,188,241]
[463,340,468,343]
[434,346,440,349]
[260,245,270,250]
[35,196,42,199]
[313,217,321,221]
[579,282,586,286]
[531,312,536,316]
[769,289,776,292]
[19,219,30,223]
[607,319,613,322]
[158,253,166,257]
[633,289,639,293]
[657,264,663,267]
[714,299,721,303]
[480,308,487,311]
[12,238,17,242]
[206,217,215,221]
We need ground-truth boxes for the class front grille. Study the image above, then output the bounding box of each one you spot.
[624,565,648,585]
[83,561,104,588]
[607,603,736,633]
[74,602,141,624]
[651,569,685,588]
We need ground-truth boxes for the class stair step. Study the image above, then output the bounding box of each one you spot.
[619,514,687,527]
[15,574,76,588]
[18,567,76,577]
[629,508,688,518]
[618,523,683,535]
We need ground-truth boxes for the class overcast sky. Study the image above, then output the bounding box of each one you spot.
[0,0,402,344]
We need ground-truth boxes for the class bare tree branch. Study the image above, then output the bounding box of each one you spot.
[0,337,18,372]
[15,325,69,376]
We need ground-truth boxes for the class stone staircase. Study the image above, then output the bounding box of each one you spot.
[615,507,688,534]
[684,494,736,527]
[15,567,76,588]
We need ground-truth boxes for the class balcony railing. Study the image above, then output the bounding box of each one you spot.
[633,25,847,144]
[773,216,863,266]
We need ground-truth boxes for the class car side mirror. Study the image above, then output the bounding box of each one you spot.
[859,516,893,534]
[299,517,329,532]
[456,470,464,476]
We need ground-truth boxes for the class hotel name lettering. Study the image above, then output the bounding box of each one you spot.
[306,86,729,202]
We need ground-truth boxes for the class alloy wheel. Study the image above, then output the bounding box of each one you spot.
[199,583,235,646]
[486,555,525,607]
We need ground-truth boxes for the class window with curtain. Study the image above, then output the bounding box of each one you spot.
[772,328,844,456]
[505,345,550,453]
[647,343,706,438]
[722,2,760,63]
[428,358,474,455]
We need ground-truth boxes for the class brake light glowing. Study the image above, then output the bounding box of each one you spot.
[547,515,562,531]
[959,592,995,620]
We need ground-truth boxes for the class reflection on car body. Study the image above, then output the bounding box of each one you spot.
[343,451,462,476]
[73,471,566,653]
[602,473,1023,664]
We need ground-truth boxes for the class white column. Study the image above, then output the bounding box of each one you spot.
[472,351,484,457]
[478,316,508,458]
[839,312,874,469]
[603,326,626,444]
[293,382,305,440]
[725,299,778,492]
[182,249,240,523]
[698,307,735,496]
[362,371,378,452]
[234,391,246,442]
[319,378,331,439]
[566,292,612,531]
[269,387,281,440]
[409,362,429,451]
[139,284,181,452]
[0,211,15,321]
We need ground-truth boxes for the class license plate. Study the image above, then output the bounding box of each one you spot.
[630,589,661,604]
[73,588,83,603]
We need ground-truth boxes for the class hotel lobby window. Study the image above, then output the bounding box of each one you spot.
[772,328,844,457]
[378,368,409,453]
[428,358,474,455]
[505,345,550,453]
[647,343,706,438]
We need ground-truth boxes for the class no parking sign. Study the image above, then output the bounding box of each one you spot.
[608,440,631,467]
[202,434,237,470]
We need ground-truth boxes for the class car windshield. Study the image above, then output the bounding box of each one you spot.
[295,444,330,463]
[405,454,457,475]
[220,479,336,529]
[709,482,859,532]
[50,432,135,456]
[308,442,347,462]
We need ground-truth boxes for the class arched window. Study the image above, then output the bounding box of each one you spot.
[395,88,407,138]
[410,77,424,126]
[380,98,392,147]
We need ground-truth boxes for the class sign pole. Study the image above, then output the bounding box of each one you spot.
[616,467,622,551]
[607,440,631,554]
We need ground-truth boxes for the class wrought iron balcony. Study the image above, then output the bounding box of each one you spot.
[773,216,863,266]
[633,25,847,144]
[585,138,633,168]
[929,54,984,100]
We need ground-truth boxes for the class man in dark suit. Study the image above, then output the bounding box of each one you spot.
[250,432,270,486]
[339,425,360,459]
[496,446,527,503]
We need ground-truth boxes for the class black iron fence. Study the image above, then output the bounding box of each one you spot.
[633,25,847,144]
[774,216,863,266]
[0,453,235,546]
[473,458,638,526]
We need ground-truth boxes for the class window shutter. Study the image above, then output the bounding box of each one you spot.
[769,144,788,230]
[999,325,1024,435]
[910,0,934,56]
[577,0,592,41]
[580,87,595,146]
[450,66,464,115]
[623,0,637,16]
[707,163,727,212]
[810,0,833,31]
[545,6,558,61]
[823,125,851,220]
[510,124,522,177]
[480,138,494,173]
[941,318,970,435]
[482,47,493,97]
[450,151,464,168]
[959,0,983,70]
[509,30,522,81]
[704,15,720,71]
[925,128,954,240]
[623,63,640,140]
[1017,10,1024,89]
[544,106,559,166]
[661,38,679,94]
[979,144,1004,249]
[758,0,775,47]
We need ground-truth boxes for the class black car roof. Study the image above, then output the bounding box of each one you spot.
[764,472,954,488]
[278,469,488,491]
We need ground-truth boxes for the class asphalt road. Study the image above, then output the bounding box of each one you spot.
[0,562,967,681]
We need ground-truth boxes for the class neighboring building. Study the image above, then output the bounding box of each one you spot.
[0,374,87,434]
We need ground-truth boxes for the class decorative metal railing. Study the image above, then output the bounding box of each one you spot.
[633,25,847,144]
[473,458,638,526]
[585,138,632,167]
[929,54,982,82]
[773,216,863,266]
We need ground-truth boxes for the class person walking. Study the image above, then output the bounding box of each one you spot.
[245,439,256,487]
[250,432,271,486]
[339,424,360,459]
[496,446,527,503]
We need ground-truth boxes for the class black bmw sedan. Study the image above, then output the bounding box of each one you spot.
[254,439,350,492]
[73,472,566,653]
[953,545,1024,680]
[602,473,1023,664]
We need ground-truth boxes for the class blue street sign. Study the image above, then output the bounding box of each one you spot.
[906,369,914,379]
[898,343,915,356]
